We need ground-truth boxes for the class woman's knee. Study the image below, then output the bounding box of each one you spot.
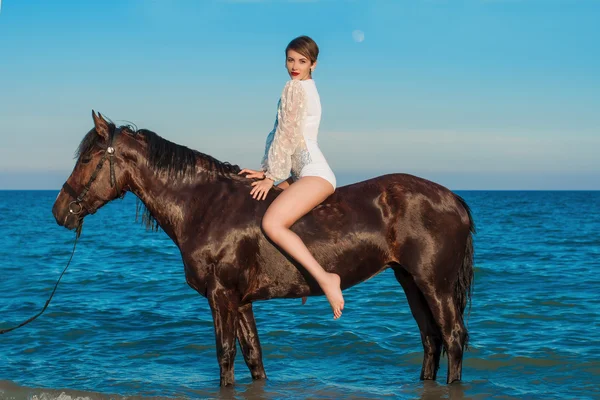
[261,214,282,239]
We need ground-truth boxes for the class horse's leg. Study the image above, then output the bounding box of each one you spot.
[438,293,466,384]
[236,303,267,380]
[207,286,239,386]
[392,265,443,380]
[412,267,467,384]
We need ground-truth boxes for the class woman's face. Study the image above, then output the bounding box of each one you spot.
[286,49,316,80]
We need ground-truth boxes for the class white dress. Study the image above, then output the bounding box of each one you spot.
[261,79,337,191]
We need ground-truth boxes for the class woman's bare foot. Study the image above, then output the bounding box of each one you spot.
[321,272,344,319]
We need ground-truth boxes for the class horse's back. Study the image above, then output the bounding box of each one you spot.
[329,173,472,257]
[331,173,469,223]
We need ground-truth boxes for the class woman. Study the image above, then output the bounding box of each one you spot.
[238,36,344,319]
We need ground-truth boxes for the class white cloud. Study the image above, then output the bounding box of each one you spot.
[318,129,600,173]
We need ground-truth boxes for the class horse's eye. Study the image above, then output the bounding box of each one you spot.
[81,156,92,164]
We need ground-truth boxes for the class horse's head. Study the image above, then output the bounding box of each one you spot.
[52,110,129,230]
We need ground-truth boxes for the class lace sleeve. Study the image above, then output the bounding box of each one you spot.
[261,80,307,182]
[260,100,280,171]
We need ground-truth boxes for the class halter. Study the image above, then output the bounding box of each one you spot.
[62,127,125,215]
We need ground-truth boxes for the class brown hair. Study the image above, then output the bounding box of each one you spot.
[285,35,319,65]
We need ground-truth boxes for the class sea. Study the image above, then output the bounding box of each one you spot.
[0,190,598,400]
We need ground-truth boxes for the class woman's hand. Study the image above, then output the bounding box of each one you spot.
[238,168,274,200]
[238,168,265,180]
[250,177,274,200]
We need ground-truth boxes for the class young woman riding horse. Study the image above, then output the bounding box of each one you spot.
[238,36,344,319]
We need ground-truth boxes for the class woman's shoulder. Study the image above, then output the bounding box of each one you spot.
[286,78,315,86]
[281,79,314,98]
[282,78,303,91]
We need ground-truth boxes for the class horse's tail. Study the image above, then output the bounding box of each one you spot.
[453,193,475,347]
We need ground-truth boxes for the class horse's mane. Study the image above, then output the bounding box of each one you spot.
[75,121,245,231]
[76,122,243,178]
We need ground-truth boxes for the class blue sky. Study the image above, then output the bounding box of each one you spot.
[0,0,598,190]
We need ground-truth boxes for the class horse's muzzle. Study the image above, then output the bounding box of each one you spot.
[52,195,84,231]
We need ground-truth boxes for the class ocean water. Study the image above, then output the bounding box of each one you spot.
[0,190,598,400]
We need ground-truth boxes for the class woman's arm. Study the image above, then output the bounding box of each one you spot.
[261,79,307,182]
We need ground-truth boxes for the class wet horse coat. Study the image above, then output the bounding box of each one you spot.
[52,112,475,387]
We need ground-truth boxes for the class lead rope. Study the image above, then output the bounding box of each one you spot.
[0,223,83,334]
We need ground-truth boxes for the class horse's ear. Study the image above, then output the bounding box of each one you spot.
[92,110,110,141]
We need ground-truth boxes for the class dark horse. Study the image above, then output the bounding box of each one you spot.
[52,111,475,387]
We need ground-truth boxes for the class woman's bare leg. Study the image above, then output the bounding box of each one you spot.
[274,178,308,304]
[261,176,344,319]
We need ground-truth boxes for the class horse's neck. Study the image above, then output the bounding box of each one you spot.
[126,162,239,243]
[128,166,205,242]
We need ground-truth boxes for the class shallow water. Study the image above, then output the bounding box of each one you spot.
[1,190,599,399]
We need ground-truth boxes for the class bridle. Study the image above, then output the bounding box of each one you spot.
[62,127,126,216]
